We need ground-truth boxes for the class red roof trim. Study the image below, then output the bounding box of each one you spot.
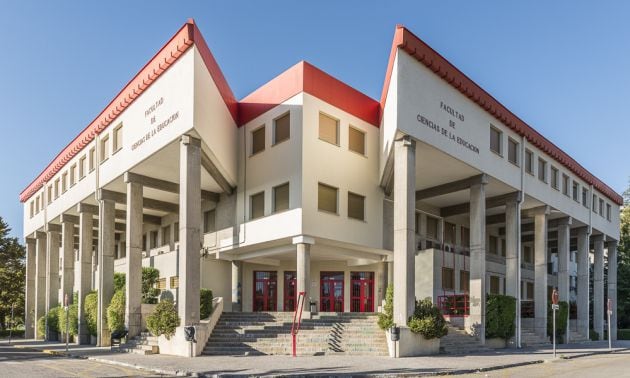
[238,61,380,127]
[19,20,237,203]
[381,25,622,206]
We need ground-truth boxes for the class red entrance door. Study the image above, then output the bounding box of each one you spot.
[320,272,344,312]
[284,271,297,311]
[253,271,277,311]
[350,272,374,312]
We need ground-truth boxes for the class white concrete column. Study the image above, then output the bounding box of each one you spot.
[77,205,95,344]
[178,134,202,326]
[124,180,143,338]
[466,180,487,343]
[387,261,394,287]
[97,194,116,346]
[557,217,572,343]
[60,217,76,305]
[593,235,605,340]
[294,236,314,312]
[504,197,520,347]
[24,237,36,339]
[607,240,618,341]
[576,227,590,338]
[34,231,47,339]
[231,261,243,312]
[533,207,549,339]
[393,136,416,326]
[45,226,61,333]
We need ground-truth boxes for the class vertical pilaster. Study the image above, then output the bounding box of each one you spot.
[60,217,75,305]
[393,136,416,326]
[34,231,47,339]
[533,207,549,339]
[505,197,520,346]
[45,226,61,331]
[576,227,590,338]
[178,135,201,326]
[593,235,605,340]
[557,217,572,343]
[294,236,313,312]
[24,237,36,339]
[607,240,618,341]
[466,179,487,343]
[231,261,243,312]
[124,179,143,338]
[97,193,116,346]
[77,205,94,344]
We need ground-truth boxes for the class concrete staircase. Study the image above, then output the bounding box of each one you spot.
[520,328,550,347]
[203,312,388,356]
[439,325,495,355]
[122,332,159,355]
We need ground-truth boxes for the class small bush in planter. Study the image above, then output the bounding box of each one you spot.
[146,299,180,339]
[84,290,98,337]
[107,290,126,333]
[547,300,568,340]
[200,289,214,319]
[486,294,516,340]
[57,294,79,337]
[407,298,448,339]
[37,307,60,338]
[378,284,394,331]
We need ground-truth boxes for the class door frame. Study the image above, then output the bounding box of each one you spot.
[253,271,278,312]
[350,271,375,312]
[320,271,345,312]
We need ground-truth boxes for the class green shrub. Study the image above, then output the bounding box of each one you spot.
[200,289,214,319]
[142,267,160,304]
[408,298,448,339]
[547,301,569,340]
[107,290,126,333]
[57,302,78,337]
[146,299,180,339]
[84,291,98,337]
[37,307,61,339]
[378,284,394,331]
[618,329,630,340]
[590,329,600,341]
[486,294,516,339]
[114,273,126,292]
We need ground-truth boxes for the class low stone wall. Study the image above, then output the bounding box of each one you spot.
[386,328,440,357]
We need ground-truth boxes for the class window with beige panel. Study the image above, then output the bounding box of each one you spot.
[251,126,265,155]
[89,147,96,172]
[273,113,290,145]
[113,124,123,153]
[273,183,290,213]
[70,164,77,186]
[460,270,469,292]
[62,172,68,193]
[317,183,338,214]
[79,155,86,179]
[319,112,339,145]
[347,192,365,221]
[442,267,455,290]
[490,275,500,294]
[100,134,110,162]
[54,178,59,199]
[250,192,265,219]
[348,126,366,155]
[170,276,179,289]
[426,216,439,240]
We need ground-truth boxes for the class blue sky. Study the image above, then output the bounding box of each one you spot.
[1,1,628,239]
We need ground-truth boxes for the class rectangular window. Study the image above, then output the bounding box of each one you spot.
[461,226,470,248]
[251,126,265,155]
[29,201,34,218]
[170,276,179,289]
[250,192,265,220]
[490,276,500,294]
[562,174,570,196]
[490,126,502,155]
[459,270,470,292]
[444,222,456,245]
[607,204,611,221]
[174,222,179,243]
[62,172,68,193]
[593,194,597,213]
[203,209,216,233]
[113,124,123,153]
[551,167,559,190]
[347,192,365,221]
[319,112,339,145]
[150,231,158,249]
[89,147,96,172]
[523,246,533,264]
[489,235,498,255]
[162,225,170,246]
[54,178,60,199]
[599,199,605,216]
[426,216,439,240]
[582,187,588,207]
[273,183,290,213]
[572,181,579,202]
[100,134,110,162]
[537,158,547,182]
[157,278,166,290]
[35,195,39,213]
[507,138,519,165]
[526,282,534,300]
[317,183,338,213]
[70,164,77,186]
[525,149,534,174]
[47,185,52,204]
[501,239,506,257]
[273,113,290,144]
[348,126,366,155]
[79,156,86,179]
[442,268,454,290]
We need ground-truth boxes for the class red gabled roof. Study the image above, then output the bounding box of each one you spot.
[238,61,379,127]
[380,25,623,206]
[19,19,237,203]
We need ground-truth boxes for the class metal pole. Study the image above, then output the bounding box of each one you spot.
[65,306,69,352]
[553,307,556,358]
[608,308,612,351]
[8,304,14,345]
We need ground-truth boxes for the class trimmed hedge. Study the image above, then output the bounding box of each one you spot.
[377,284,394,331]
[84,291,98,337]
[200,289,214,319]
[107,290,126,333]
[408,298,448,339]
[146,299,180,339]
[486,294,516,339]
[547,301,569,340]
[37,307,60,339]
[114,273,126,292]
[618,329,630,340]
[58,301,78,337]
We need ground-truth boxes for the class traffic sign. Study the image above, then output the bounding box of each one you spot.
[552,288,559,305]
[552,304,559,310]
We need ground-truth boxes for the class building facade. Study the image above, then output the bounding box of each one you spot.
[20,20,621,350]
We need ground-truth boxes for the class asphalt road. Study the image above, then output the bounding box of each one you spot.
[462,350,630,378]
[0,344,159,377]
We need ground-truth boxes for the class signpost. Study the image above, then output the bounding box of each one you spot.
[607,299,613,351]
[64,294,69,352]
[551,288,559,358]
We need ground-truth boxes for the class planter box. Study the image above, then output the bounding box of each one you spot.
[386,328,440,357]
[485,337,507,349]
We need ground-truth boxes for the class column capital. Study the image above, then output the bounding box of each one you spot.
[180,134,201,147]
[395,135,416,149]
[77,202,98,214]
[45,223,62,233]
[292,235,315,245]
[523,205,550,218]
[96,188,120,203]
[25,237,36,245]
[591,234,605,243]
[505,191,522,205]
[607,239,618,248]
[60,213,79,224]
[35,231,46,239]
[555,216,573,226]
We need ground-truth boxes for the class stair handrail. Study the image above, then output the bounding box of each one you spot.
[291,291,306,357]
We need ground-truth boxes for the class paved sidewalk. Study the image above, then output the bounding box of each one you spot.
[3,338,629,377]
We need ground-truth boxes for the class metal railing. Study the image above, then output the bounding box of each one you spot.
[437,294,469,317]
[291,291,306,357]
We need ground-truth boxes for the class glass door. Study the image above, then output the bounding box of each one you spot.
[283,271,297,311]
[350,272,374,312]
[253,271,277,311]
[320,272,344,312]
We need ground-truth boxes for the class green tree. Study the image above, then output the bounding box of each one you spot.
[146,299,180,339]
[142,267,160,304]
[0,217,25,331]
[617,183,630,328]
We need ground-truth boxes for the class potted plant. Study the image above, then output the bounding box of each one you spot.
[485,294,516,348]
